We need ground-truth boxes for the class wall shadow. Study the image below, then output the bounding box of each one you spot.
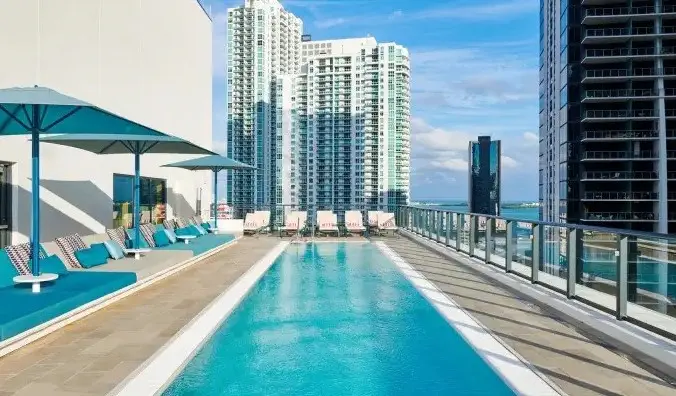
[39,179,112,228]
[16,184,97,242]
[167,187,194,218]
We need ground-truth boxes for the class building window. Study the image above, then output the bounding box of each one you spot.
[113,174,167,228]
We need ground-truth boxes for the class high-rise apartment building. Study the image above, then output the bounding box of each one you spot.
[226,0,302,208]
[540,0,676,234]
[468,136,501,216]
[274,37,411,209]
[226,0,411,211]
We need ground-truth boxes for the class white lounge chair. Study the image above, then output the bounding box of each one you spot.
[378,212,397,235]
[368,211,382,231]
[243,212,264,235]
[255,210,271,233]
[345,210,366,235]
[317,210,340,236]
[280,212,303,237]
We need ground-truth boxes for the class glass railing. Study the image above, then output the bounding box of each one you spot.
[585,89,656,99]
[582,130,658,139]
[584,212,656,221]
[583,192,658,200]
[581,150,656,159]
[396,206,676,337]
[581,171,658,180]
[584,109,657,119]
[585,5,676,16]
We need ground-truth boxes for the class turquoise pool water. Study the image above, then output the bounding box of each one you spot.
[164,243,515,395]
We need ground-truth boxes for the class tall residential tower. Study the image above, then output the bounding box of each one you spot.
[540,0,676,234]
[226,0,302,208]
[274,37,411,209]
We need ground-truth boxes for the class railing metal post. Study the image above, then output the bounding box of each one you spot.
[427,210,432,239]
[469,215,476,257]
[445,212,451,246]
[485,217,493,263]
[436,210,442,242]
[505,220,514,272]
[616,235,628,319]
[531,224,540,284]
[455,214,462,251]
[566,228,578,299]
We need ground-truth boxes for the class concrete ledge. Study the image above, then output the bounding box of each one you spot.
[400,229,676,384]
[0,236,242,359]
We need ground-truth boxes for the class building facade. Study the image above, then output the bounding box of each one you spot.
[0,0,213,246]
[540,0,676,234]
[225,0,303,209]
[273,37,411,210]
[468,136,501,216]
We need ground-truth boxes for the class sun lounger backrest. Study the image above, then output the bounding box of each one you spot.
[378,212,396,228]
[368,211,381,226]
[291,211,307,225]
[244,212,262,229]
[54,234,87,269]
[256,211,271,227]
[284,213,300,228]
[345,211,363,227]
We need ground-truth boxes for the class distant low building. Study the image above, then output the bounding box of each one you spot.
[468,136,501,216]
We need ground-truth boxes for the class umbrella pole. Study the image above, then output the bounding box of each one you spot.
[213,170,218,231]
[30,111,41,276]
[134,152,141,249]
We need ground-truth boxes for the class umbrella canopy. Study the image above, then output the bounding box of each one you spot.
[41,134,215,250]
[161,155,256,229]
[0,86,168,279]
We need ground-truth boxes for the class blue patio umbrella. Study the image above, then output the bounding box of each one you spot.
[41,134,215,250]
[0,86,167,277]
[161,155,256,230]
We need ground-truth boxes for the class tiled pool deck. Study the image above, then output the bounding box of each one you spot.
[0,234,674,395]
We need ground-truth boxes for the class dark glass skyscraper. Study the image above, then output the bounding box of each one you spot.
[468,136,501,216]
[540,0,676,234]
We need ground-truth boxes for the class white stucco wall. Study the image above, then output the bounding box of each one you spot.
[0,0,213,243]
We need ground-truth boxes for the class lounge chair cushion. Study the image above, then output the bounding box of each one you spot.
[193,225,208,236]
[103,240,125,260]
[0,271,136,341]
[176,227,199,237]
[74,245,108,269]
[154,233,235,256]
[0,251,19,289]
[153,230,171,247]
[164,229,178,244]
[201,222,211,230]
[124,229,150,249]
[28,255,69,275]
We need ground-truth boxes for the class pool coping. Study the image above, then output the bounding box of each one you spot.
[109,241,289,396]
[375,241,566,396]
[0,236,241,359]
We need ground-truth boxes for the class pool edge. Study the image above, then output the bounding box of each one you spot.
[374,241,567,396]
[108,241,290,396]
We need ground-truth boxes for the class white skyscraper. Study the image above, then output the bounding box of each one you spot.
[226,2,411,211]
[274,37,411,209]
[226,0,302,208]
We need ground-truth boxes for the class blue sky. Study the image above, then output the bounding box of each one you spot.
[201,0,540,202]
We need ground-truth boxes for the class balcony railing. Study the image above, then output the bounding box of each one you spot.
[581,171,658,180]
[584,212,656,221]
[583,109,658,119]
[585,47,676,58]
[585,5,676,17]
[584,67,676,79]
[582,130,658,140]
[397,206,676,338]
[584,89,658,99]
[581,150,657,160]
[583,192,658,200]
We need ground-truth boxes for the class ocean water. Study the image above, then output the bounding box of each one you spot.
[164,243,515,396]
[413,200,539,221]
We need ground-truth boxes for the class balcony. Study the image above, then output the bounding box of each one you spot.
[582,192,658,201]
[580,150,658,161]
[580,171,658,180]
[581,67,676,83]
[582,47,676,64]
[581,130,658,141]
[582,88,661,102]
[581,109,659,122]
[583,26,676,44]
[582,5,676,25]
[582,212,657,221]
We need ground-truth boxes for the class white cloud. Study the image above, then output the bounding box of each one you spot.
[501,155,519,169]
[523,131,539,145]
[314,0,537,28]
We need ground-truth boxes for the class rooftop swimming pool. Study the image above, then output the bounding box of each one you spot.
[153,242,558,395]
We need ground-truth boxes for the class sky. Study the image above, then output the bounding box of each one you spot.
[200,0,540,202]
